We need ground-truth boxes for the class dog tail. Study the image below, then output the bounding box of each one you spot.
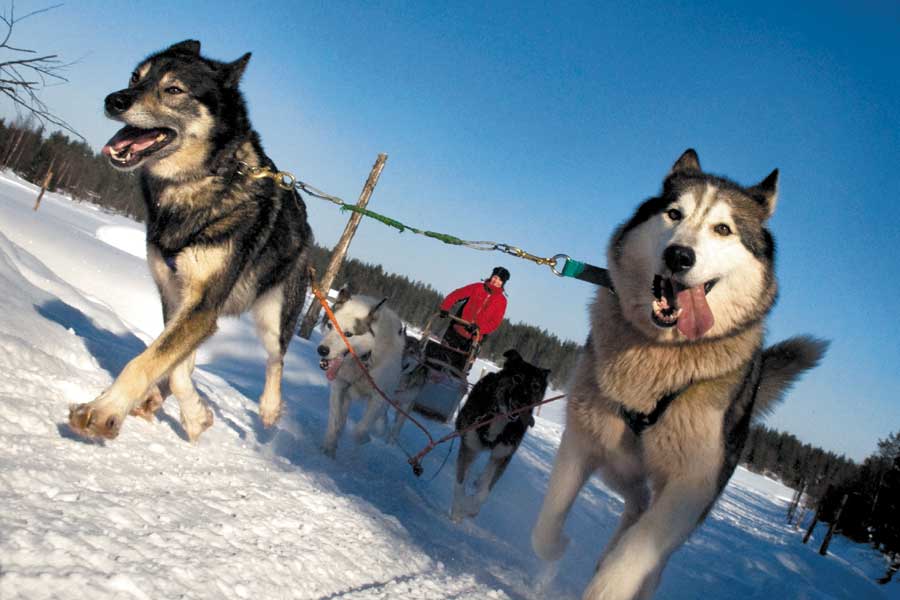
[753,336,829,418]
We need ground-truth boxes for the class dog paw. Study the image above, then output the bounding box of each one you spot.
[181,404,213,443]
[531,525,570,562]
[259,400,282,429]
[129,386,165,421]
[68,402,123,440]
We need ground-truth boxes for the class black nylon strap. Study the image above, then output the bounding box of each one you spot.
[620,388,684,436]
[576,264,614,289]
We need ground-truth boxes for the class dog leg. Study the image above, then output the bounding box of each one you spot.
[468,444,515,517]
[167,351,213,443]
[532,427,596,562]
[68,245,229,440]
[582,476,718,600]
[386,388,414,444]
[593,448,650,572]
[352,396,385,446]
[129,381,169,421]
[322,383,350,458]
[68,301,218,440]
[252,285,288,428]
[451,434,479,522]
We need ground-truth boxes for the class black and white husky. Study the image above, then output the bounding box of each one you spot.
[316,288,405,457]
[531,150,827,599]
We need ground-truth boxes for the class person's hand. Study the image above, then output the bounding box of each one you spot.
[439,309,449,318]
[465,322,478,333]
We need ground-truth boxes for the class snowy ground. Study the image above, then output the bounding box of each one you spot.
[1,172,896,599]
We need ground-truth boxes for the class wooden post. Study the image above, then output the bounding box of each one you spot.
[802,511,818,544]
[819,493,848,556]
[298,153,388,339]
[33,167,54,211]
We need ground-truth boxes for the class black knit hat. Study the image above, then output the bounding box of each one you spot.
[491,266,510,284]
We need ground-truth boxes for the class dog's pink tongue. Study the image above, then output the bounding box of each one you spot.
[677,285,714,340]
[101,126,159,156]
[326,356,344,381]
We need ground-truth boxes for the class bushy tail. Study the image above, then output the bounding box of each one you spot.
[753,336,829,418]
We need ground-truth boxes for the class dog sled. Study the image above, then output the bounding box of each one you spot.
[402,313,480,423]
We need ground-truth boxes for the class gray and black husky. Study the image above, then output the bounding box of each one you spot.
[531,150,827,599]
[68,40,312,442]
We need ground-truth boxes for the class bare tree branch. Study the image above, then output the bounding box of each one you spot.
[0,2,81,139]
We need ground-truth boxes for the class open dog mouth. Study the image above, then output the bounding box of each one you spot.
[651,275,718,340]
[319,356,345,381]
[102,125,176,168]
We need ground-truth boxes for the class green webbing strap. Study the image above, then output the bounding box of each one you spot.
[293,174,615,289]
[339,205,466,245]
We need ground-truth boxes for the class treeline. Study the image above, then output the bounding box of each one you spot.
[744,426,900,569]
[307,245,582,386]
[0,117,145,219]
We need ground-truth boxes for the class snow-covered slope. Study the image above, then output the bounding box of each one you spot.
[1,172,895,599]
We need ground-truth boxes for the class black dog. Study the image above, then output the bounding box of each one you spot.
[69,40,312,442]
[451,349,550,521]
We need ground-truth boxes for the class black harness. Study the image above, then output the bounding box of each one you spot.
[619,349,763,437]
[619,387,685,436]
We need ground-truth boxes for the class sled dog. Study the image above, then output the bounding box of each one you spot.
[68,40,312,442]
[383,330,425,444]
[451,349,549,522]
[531,150,827,599]
[317,288,405,457]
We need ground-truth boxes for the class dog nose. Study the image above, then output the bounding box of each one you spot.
[664,245,695,273]
[105,92,133,115]
[317,345,329,357]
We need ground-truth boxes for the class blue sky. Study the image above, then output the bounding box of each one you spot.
[4,0,898,461]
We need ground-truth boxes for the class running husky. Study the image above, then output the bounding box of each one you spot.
[68,40,312,442]
[317,288,405,457]
[531,150,827,599]
[451,349,549,522]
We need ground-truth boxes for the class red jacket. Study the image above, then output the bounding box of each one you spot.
[440,281,507,339]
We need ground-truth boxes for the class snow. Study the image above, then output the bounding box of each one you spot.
[1,171,896,599]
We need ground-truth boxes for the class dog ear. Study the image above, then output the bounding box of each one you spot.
[503,349,522,363]
[669,149,701,176]
[168,40,201,55]
[747,169,779,218]
[331,286,352,312]
[224,52,252,88]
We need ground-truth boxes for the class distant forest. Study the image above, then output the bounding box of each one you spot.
[3,118,897,574]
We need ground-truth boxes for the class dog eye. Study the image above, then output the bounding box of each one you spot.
[714,223,732,236]
[165,86,184,95]
[129,72,139,85]
[345,332,354,338]
[666,208,683,221]
[325,322,333,330]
